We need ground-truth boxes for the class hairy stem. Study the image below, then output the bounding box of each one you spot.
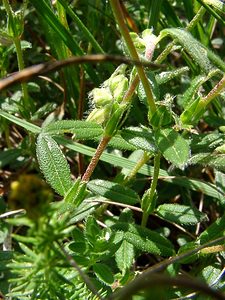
[82,136,111,182]
[109,0,156,117]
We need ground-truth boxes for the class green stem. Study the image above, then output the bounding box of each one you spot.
[109,0,156,117]
[141,153,161,227]
[3,0,30,115]
[14,36,30,110]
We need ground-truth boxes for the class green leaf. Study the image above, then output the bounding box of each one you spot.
[63,178,87,208]
[198,264,224,288]
[138,71,160,104]
[115,240,135,273]
[42,120,103,139]
[55,137,224,201]
[156,204,208,225]
[87,180,140,205]
[189,153,225,172]
[155,128,190,168]
[121,126,157,153]
[0,110,41,134]
[198,213,225,244]
[160,28,214,73]
[150,105,174,127]
[156,67,189,85]
[112,222,175,257]
[93,263,114,285]
[36,134,72,196]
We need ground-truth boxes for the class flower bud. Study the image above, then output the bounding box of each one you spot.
[108,74,128,103]
[86,106,111,125]
[90,87,112,108]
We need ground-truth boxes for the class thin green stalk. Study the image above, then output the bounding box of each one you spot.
[109,0,156,117]
[3,0,30,114]
[141,153,161,227]
[155,6,206,64]
[14,36,30,110]
[124,152,152,184]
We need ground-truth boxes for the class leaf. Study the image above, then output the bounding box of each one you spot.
[112,222,175,257]
[156,67,189,85]
[155,128,190,168]
[138,71,160,104]
[56,136,224,201]
[156,204,208,225]
[198,264,224,288]
[63,178,87,208]
[36,134,72,196]
[190,133,225,153]
[115,240,135,273]
[160,28,214,73]
[42,120,103,139]
[121,126,157,153]
[198,213,225,244]
[87,180,140,205]
[0,110,41,134]
[93,263,114,285]
[189,153,225,172]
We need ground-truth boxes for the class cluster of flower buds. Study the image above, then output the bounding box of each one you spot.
[87,64,128,125]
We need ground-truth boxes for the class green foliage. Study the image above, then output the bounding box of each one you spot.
[0,0,225,299]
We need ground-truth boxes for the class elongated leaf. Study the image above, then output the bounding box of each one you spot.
[116,240,135,273]
[93,263,114,285]
[155,128,190,168]
[29,0,98,83]
[36,134,72,196]
[87,180,140,205]
[121,126,157,153]
[0,110,41,134]
[63,178,87,208]
[160,28,214,73]
[189,153,225,171]
[42,120,103,139]
[112,222,175,257]
[156,67,189,85]
[156,204,208,225]
[198,213,225,244]
[56,137,224,201]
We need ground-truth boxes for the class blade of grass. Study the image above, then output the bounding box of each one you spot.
[29,0,99,84]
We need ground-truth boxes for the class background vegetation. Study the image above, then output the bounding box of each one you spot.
[0,0,225,299]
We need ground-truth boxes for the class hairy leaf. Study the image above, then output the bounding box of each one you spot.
[198,213,225,244]
[160,28,214,73]
[121,126,157,153]
[115,240,135,273]
[88,180,140,205]
[36,134,72,196]
[155,128,190,168]
[93,263,114,285]
[112,222,175,257]
[42,120,103,139]
[156,204,208,225]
